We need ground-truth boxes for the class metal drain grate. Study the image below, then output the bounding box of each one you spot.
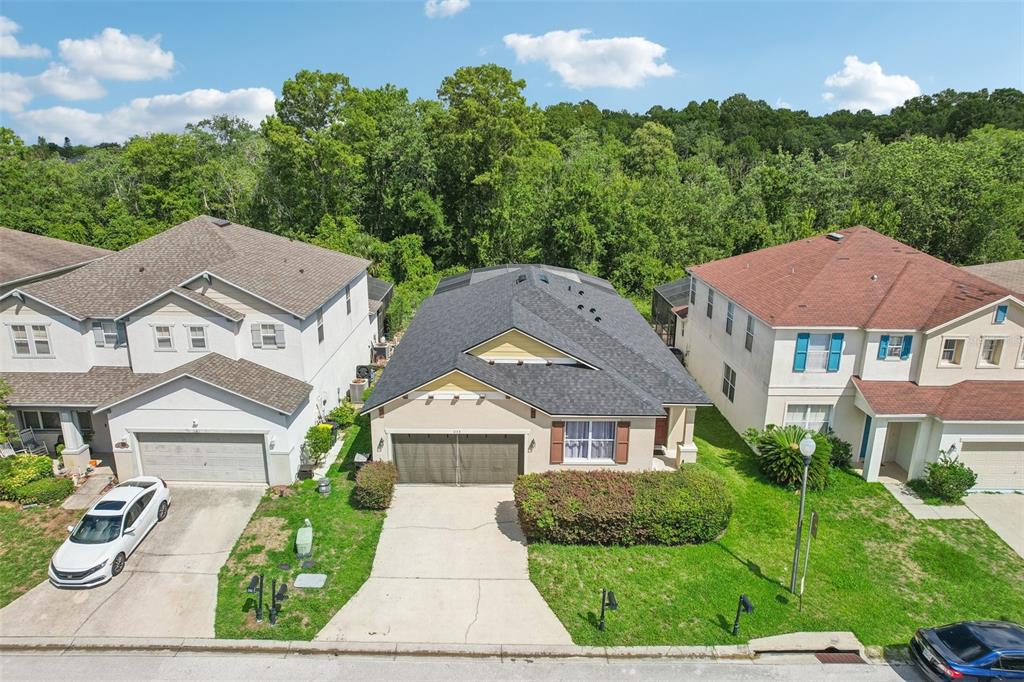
[816,652,866,664]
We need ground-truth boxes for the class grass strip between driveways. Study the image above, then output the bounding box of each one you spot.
[214,415,385,640]
[0,503,80,608]
[527,407,1024,648]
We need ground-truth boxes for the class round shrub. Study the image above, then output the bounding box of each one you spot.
[513,468,732,546]
[352,461,397,510]
[0,454,54,501]
[303,423,335,467]
[925,453,977,503]
[327,399,357,429]
[15,477,74,505]
[746,425,831,490]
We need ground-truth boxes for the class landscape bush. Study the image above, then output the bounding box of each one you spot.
[513,467,732,546]
[0,454,54,501]
[327,399,357,429]
[744,425,831,490]
[14,477,74,505]
[825,429,853,468]
[303,423,335,467]
[924,452,978,503]
[352,461,397,510]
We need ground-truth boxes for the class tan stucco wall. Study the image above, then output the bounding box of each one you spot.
[469,330,572,362]
[918,301,1024,386]
[369,396,657,473]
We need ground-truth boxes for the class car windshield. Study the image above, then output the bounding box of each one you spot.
[938,624,993,662]
[69,514,122,545]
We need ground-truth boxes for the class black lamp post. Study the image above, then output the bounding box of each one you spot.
[246,574,264,622]
[598,588,618,631]
[789,433,816,594]
[731,594,754,636]
[269,580,288,625]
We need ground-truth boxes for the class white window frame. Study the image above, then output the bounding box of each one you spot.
[722,363,736,402]
[186,324,208,352]
[884,334,905,360]
[978,337,1005,368]
[563,421,617,462]
[9,323,53,357]
[783,404,833,433]
[938,337,965,367]
[744,315,754,352]
[18,409,60,431]
[152,324,174,352]
[1018,336,1024,369]
[725,301,735,335]
[706,289,715,319]
[98,320,118,347]
[261,323,279,348]
[345,285,352,315]
[317,308,325,344]
[805,333,831,373]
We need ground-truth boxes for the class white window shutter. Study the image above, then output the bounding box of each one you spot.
[92,322,105,347]
[274,324,286,348]
[251,323,262,348]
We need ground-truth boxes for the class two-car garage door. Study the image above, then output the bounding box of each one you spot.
[959,442,1024,490]
[392,433,522,484]
[136,432,268,484]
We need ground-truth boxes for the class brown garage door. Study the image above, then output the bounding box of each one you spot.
[392,433,522,485]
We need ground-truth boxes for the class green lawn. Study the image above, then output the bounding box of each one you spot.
[0,503,79,608]
[215,416,385,640]
[528,407,1024,647]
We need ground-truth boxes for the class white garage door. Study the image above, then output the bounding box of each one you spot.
[959,442,1024,490]
[137,432,268,484]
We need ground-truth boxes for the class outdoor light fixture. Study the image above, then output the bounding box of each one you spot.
[731,594,754,636]
[269,579,289,625]
[377,437,384,452]
[946,443,958,459]
[246,574,264,621]
[790,433,816,593]
[598,588,618,631]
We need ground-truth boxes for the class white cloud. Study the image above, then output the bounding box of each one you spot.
[58,27,174,80]
[13,87,276,144]
[775,98,791,110]
[424,0,469,18]
[0,16,49,58]
[503,29,675,89]
[34,64,106,100]
[0,72,33,112]
[822,55,921,114]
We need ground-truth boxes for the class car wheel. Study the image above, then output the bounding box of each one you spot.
[157,500,169,522]
[111,553,126,577]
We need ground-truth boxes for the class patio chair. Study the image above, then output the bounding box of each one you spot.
[17,428,49,455]
[0,442,22,458]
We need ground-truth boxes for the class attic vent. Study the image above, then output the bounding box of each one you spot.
[594,315,602,323]
[138,266,145,273]
[212,218,231,227]
[826,232,845,241]
[577,304,584,311]
[870,274,879,281]
[516,274,527,284]
[578,290,585,296]
[589,307,596,314]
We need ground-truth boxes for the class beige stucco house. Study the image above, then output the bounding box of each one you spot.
[362,265,709,484]
[677,227,1024,490]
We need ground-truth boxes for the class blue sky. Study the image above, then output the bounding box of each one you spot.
[1,1,1021,144]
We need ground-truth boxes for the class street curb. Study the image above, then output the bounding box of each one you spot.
[0,636,751,661]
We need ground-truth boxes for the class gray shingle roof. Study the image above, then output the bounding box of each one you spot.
[10,216,369,320]
[2,366,155,407]
[962,259,1024,297]
[363,265,709,417]
[1,227,110,287]
[97,353,312,415]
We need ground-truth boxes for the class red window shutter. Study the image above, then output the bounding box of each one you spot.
[550,421,564,464]
[654,417,668,446]
[615,421,630,464]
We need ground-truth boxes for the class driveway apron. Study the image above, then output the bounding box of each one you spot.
[316,485,572,645]
[0,485,263,638]
[965,493,1024,558]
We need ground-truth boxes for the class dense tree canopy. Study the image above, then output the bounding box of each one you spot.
[2,67,1022,328]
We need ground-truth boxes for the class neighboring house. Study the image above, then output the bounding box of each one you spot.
[651,276,690,350]
[0,227,110,295]
[677,226,1024,490]
[962,259,1024,297]
[0,216,376,486]
[367,275,394,343]
[362,264,709,485]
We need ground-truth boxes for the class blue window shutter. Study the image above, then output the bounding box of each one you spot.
[793,333,809,372]
[900,335,913,360]
[877,335,889,360]
[995,305,1008,324]
[827,333,844,372]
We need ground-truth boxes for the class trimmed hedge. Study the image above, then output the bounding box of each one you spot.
[14,477,74,505]
[352,462,397,510]
[513,467,732,546]
[0,454,54,501]
[925,454,977,503]
[744,425,832,490]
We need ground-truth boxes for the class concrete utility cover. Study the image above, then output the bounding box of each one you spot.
[316,486,572,645]
[294,573,327,588]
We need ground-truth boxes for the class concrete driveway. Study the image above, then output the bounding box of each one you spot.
[965,493,1024,558]
[316,486,572,645]
[0,485,263,638]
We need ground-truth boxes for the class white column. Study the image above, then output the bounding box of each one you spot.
[907,418,934,480]
[674,407,699,466]
[59,409,91,475]
[862,418,888,482]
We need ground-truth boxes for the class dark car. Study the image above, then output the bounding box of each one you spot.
[910,621,1024,680]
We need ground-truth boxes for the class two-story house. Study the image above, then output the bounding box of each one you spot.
[1,227,110,296]
[0,216,380,486]
[678,226,1024,490]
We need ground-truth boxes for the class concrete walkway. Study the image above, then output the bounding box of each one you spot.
[965,493,1024,558]
[61,467,115,510]
[316,486,572,645]
[881,482,977,520]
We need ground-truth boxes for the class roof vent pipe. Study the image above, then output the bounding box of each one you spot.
[870,274,879,281]
[212,218,231,227]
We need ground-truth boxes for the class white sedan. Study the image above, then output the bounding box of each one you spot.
[49,476,170,588]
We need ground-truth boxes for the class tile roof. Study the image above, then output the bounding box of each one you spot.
[852,377,1024,422]
[962,259,1024,297]
[97,353,312,415]
[0,227,110,287]
[9,216,368,320]
[2,366,155,407]
[363,265,709,417]
[689,227,1017,330]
